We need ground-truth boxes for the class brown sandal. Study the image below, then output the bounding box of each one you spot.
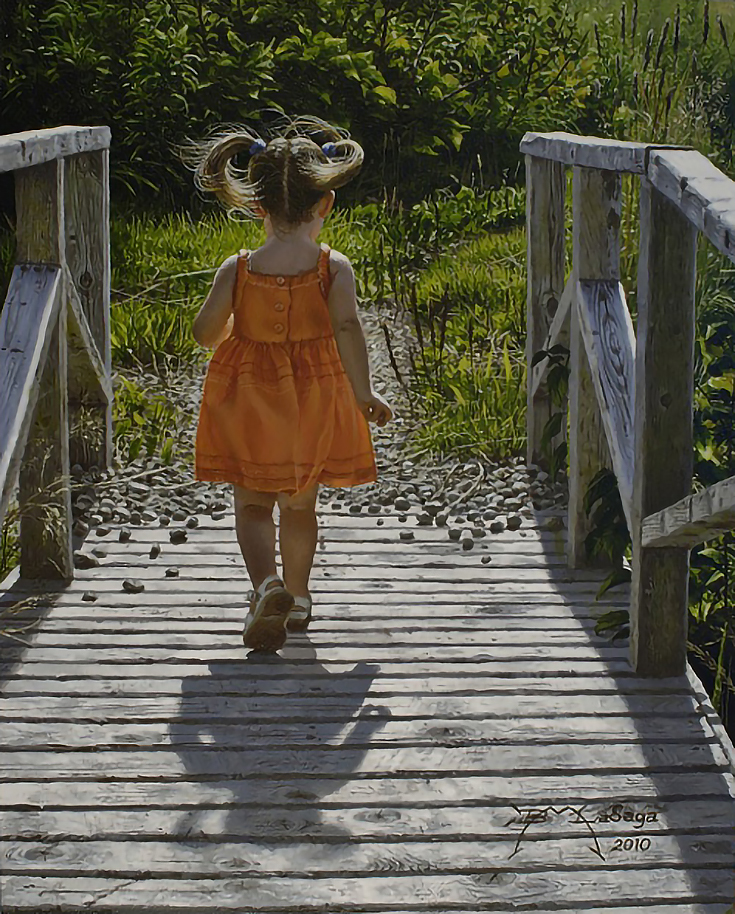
[242,574,294,651]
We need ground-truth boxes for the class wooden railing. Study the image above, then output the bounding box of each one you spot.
[523,130,735,678]
[0,126,112,582]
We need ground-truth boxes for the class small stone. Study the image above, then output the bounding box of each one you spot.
[435,513,448,527]
[481,555,492,564]
[150,544,161,559]
[490,520,505,534]
[424,501,443,517]
[472,526,486,538]
[81,590,97,602]
[130,512,142,525]
[165,567,180,577]
[73,551,100,569]
[95,525,111,537]
[169,529,188,544]
[212,511,227,521]
[416,512,433,526]
[71,464,85,479]
[122,578,145,594]
[377,519,385,526]
[400,530,415,541]
[394,497,411,512]
[159,515,171,526]
[91,547,106,558]
[507,514,523,531]
[536,470,549,484]
[448,528,461,541]
[172,509,187,522]
[462,538,474,551]
[398,514,408,523]
[141,510,157,523]
[349,504,363,514]
[186,516,199,529]
[118,528,132,543]
[367,504,381,515]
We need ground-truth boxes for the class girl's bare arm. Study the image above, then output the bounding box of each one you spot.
[326,252,373,402]
[192,254,237,349]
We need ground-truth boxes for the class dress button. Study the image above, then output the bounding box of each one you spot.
[276,276,285,285]
[275,302,285,311]
[274,322,284,333]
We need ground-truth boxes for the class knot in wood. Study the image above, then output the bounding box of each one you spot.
[660,392,672,408]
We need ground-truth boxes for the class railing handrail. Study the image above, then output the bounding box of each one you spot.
[0,126,111,176]
[523,130,735,677]
[0,125,112,582]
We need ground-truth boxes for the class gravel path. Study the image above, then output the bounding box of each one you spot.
[67,298,568,575]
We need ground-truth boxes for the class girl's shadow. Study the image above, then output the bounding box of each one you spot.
[169,638,389,864]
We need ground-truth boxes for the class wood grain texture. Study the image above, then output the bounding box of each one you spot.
[648,147,735,265]
[0,125,110,174]
[525,154,566,468]
[575,280,635,532]
[2,468,734,910]
[0,266,62,531]
[530,272,574,400]
[17,278,73,581]
[64,148,112,468]
[642,472,735,548]
[520,132,651,172]
[568,167,618,568]
[631,179,697,677]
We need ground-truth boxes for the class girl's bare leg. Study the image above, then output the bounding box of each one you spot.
[277,483,319,599]
[233,486,278,592]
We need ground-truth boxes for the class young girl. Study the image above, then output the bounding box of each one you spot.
[183,117,393,652]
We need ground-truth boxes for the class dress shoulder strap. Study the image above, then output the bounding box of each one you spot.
[318,243,332,298]
[239,249,250,278]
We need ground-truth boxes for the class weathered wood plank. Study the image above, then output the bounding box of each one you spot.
[648,147,735,265]
[4,769,730,810]
[0,126,110,174]
[575,280,635,532]
[530,272,574,400]
[0,675,690,699]
[17,283,73,581]
[0,265,63,530]
[2,832,733,877]
[0,742,727,780]
[0,714,711,750]
[0,692,700,721]
[521,132,650,172]
[65,265,113,408]
[0,659,643,680]
[525,154,566,468]
[17,629,618,649]
[64,148,113,468]
[642,473,735,548]
[631,179,697,677]
[1,868,732,909]
[568,167,617,567]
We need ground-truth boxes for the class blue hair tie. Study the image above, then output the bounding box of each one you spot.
[249,138,266,156]
[321,141,338,157]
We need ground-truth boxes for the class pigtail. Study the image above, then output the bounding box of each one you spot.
[179,114,364,227]
[176,124,264,217]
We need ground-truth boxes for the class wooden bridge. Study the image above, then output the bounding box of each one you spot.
[0,126,734,911]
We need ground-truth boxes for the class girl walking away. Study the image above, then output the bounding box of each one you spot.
[181,116,393,652]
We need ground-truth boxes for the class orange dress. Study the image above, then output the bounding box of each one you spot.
[194,242,377,496]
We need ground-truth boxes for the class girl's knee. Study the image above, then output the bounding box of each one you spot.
[277,484,319,512]
[234,485,276,512]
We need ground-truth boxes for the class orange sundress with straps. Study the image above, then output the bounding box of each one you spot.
[194,242,377,496]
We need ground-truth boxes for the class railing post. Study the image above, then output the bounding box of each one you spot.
[526,155,566,470]
[64,148,112,469]
[567,167,619,568]
[15,159,74,581]
[631,178,696,676]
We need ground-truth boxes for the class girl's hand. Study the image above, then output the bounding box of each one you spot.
[356,391,393,427]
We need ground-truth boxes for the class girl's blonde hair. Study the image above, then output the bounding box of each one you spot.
[178,115,363,227]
